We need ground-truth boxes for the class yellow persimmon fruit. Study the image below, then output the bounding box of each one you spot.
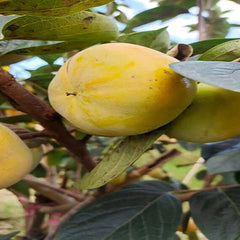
[166,83,240,143]
[108,172,127,185]
[0,124,33,189]
[48,43,197,136]
[147,168,168,179]
[178,218,198,233]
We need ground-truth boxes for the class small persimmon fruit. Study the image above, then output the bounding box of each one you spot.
[0,124,33,189]
[166,83,240,143]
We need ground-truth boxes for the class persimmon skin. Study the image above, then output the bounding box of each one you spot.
[0,124,33,189]
[166,83,240,143]
[48,43,197,136]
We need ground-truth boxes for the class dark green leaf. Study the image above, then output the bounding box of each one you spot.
[190,187,240,240]
[0,114,33,124]
[0,0,113,16]
[104,194,182,240]
[47,149,67,166]
[31,164,46,178]
[117,27,170,52]
[10,181,30,197]
[0,231,19,240]
[26,74,54,89]
[79,128,165,189]
[201,137,240,160]
[190,38,237,55]
[56,181,181,240]
[124,6,188,32]
[206,145,240,174]
[2,11,119,41]
[221,172,239,185]
[170,61,240,92]
[199,39,240,61]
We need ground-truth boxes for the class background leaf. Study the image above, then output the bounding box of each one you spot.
[79,128,165,189]
[190,187,240,240]
[206,144,240,174]
[199,39,240,61]
[56,181,181,240]
[123,6,188,32]
[117,28,170,52]
[189,38,237,55]
[2,11,119,41]
[0,231,19,240]
[0,0,113,16]
[201,136,240,160]
[170,61,240,92]
[0,38,113,57]
[104,194,182,240]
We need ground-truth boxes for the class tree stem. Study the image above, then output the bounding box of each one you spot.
[197,0,207,40]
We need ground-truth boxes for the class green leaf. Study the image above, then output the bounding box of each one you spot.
[104,194,182,240]
[189,38,237,55]
[190,187,240,240]
[79,128,165,189]
[0,0,113,16]
[206,145,240,174]
[47,149,67,166]
[117,27,170,52]
[56,181,181,240]
[170,61,240,92]
[0,38,111,57]
[199,39,240,61]
[2,11,119,41]
[124,6,188,32]
[0,40,61,56]
[0,114,33,124]
[0,231,19,240]
[10,181,30,197]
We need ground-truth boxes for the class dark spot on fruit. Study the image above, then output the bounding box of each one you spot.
[149,87,153,90]
[66,92,77,96]
[131,75,135,78]
[163,69,170,74]
[6,24,19,31]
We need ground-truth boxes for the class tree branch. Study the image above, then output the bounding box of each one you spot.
[197,0,207,40]
[43,196,95,240]
[0,68,96,172]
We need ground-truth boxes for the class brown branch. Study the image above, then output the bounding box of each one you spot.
[23,175,85,202]
[19,131,48,139]
[43,196,95,240]
[197,0,207,40]
[108,149,180,193]
[0,68,96,172]
[175,184,240,202]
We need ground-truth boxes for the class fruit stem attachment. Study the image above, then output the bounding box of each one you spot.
[0,67,96,172]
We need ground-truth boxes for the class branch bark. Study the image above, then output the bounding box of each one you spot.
[197,0,207,40]
[0,68,96,171]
